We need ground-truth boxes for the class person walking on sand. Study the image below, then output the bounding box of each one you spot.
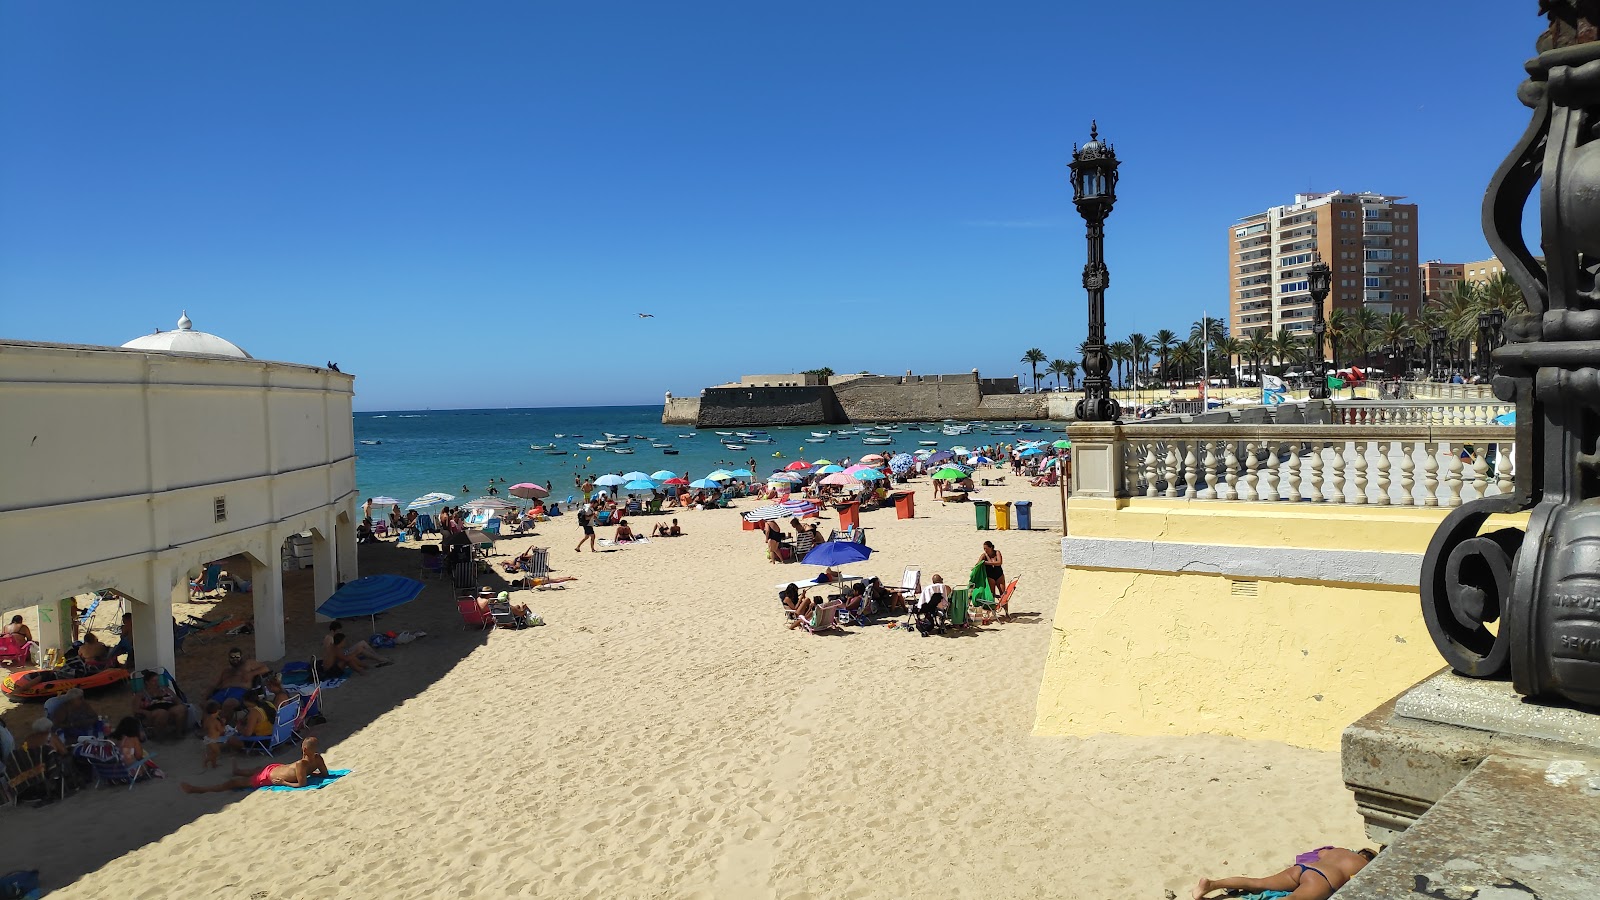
[1194,846,1375,899]
[574,504,598,552]
[182,737,329,793]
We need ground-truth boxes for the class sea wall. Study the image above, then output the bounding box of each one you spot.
[662,396,700,425]
[695,385,846,428]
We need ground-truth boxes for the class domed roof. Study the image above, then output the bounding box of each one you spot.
[121,311,252,359]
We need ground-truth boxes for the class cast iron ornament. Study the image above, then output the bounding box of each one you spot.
[1420,4,1600,707]
[1070,121,1121,422]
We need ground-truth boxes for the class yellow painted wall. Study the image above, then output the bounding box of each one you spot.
[1032,500,1526,750]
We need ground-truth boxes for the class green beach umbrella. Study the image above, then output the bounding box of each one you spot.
[932,467,967,480]
[1052,439,1072,449]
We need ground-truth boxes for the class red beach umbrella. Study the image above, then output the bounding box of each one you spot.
[784,460,812,471]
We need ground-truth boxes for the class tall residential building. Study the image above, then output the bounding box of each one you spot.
[1419,260,1465,304]
[1462,256,1512,284]
[1228,191,1420,339]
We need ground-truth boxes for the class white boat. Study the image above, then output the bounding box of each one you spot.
[529,443,557,450]
[678,433,697,438]
[724,443,747,451]
[632,435,647,440]
[577,442,607,449]
[862,437,893,445]
[610,447,635,454]
[919,440,939,446]
[805,437,827,443]
[991,429,1016,435]
[745,438,774,444]
[715,431,734,436]
[811,431,832,438]
[651,443,673,448]
[358,440,381,445]
[554,433,567,438]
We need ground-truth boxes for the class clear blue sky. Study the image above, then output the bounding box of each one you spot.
[0,1,1537,410]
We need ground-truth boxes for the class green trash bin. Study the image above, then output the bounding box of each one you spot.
[974,500,991,530]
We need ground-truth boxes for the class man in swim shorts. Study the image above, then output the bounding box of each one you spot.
[181,737,329,793]
[209,647,269,717]
[1194,846,1375,899]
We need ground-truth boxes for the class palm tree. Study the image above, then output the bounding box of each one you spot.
[1351,307,1382,369]
[1190,316,1227,350]
[1244,331,1275,384]
[1480,270,1526,314]
[1108,341,1133,388]
[1273,328,1304,374]
[1169,341,1199,384]
[1021,348,1046,393]
[1127,332,1150,385]
[1379,311,1414,374]
[1153,328,1179,387]
[1215,336,1244,386]
[1062,360,1079,390]
[1327,309,1352,374]
[1047,359,1070,391]
[1432,281,1482,374]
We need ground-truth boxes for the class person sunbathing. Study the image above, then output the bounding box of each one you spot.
[481,591,534,627]
[76,632,110,666]
[322,621,390,669]
[182,737,329,793]
[322,632,378,677]
[614,519,636,542]
[1194,846,1375,899]
[788,593,843,631]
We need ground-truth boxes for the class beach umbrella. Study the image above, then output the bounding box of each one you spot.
[407,492,454,510]
[888,455,916,475]
[768,472,803,483]
[689,478,719,489]
[812,459,833,466]
[816,464,845,474]
[932,467,967,480]
[594,474,628,488]
[949,447,969,456]
[967,455,994,465]
[727,468,754,478]
[1052,439,1073,449]
[861,454,885,463]
[705,470,733,481]
[801,540,873,568]
[924,450,954,465]
[1019,447,1046,457]
[650,470,678,481]
[623,479,657,491]
[743,505,789,521]
[820,472,856,486]
[784,460,812,471]
[508,483,549,499]
[843,464,875,474]
[464,496,517,510]
[369,496,401,507]
[661,477,689,486]
[853,469,884,481]
[622,471,653,482]
[316,575,425,631]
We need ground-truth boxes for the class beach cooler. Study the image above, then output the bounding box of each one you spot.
[893,492,915,520]
[993,501,1012,530]
[1013,500,1033,531]
[973,500,991,530]
[834,501,860,532]
[742,516,758,531]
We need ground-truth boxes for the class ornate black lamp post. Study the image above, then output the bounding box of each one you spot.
[1421,3,1600,708]
[1070,121,1120,422]
[1482,307,1507,377]
[1402,336,1418,377]
[1428,326,1448,379]
[1307,261,1331,400]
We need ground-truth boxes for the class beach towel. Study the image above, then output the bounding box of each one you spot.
[259,769,352,792]
[286,677,347,696]
[1232,892,1289,900]
[598,537,650,547]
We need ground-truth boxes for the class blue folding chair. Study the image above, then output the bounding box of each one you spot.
[239,696,302,756]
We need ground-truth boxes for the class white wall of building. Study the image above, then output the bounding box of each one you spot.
[0,340,358,674]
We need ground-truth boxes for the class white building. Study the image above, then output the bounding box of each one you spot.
[0,313,357,675]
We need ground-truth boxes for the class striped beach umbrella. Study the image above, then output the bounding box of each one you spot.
[743,505,789,521]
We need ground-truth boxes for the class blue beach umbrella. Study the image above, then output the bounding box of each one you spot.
[728,468,754,478]
[407,492,454,510]
[924,450,954,465]
[650,470,678,481]
[689,478,719,489]
[801,540,873,567]
[1494,411,1516,426]
[622,471,653,482]
[624,479,657,491]
[853,469,884,481]
[1019,447,1046,457]
[594,474,628,488]
[816,465,845,474]
[316,575,425,630]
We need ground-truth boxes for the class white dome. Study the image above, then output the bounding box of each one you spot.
[121,311,252,359]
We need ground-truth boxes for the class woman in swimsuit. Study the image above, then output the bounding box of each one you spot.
[134,670,187,739]
[979,541,1004,598]
[1193,846,1376,899]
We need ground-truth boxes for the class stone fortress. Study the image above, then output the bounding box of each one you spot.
[662,370,1058,427]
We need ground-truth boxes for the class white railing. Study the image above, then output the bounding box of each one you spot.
[1401,380,1497,401]
[1332,401,1513,427]
[1111,424,1513,507]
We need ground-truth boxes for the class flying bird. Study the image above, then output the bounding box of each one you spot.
[637,313,654,318]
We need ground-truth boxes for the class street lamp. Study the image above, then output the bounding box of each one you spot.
[1476,310,1503,380]
[1070,121,1120,422]
[1429,326,1448,380]
[1483,308,1506,378]
[1402,336,1418,378]
[1307,260,1331,400]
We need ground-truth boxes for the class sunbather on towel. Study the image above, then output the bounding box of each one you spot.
[182,737,329,793]
[322,622,390,669]
[613,519,636,543]
[1194,846,1375,899]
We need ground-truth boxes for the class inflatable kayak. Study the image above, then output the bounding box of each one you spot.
[1,665,130,700]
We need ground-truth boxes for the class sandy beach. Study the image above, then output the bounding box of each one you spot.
[8,481,1365,899]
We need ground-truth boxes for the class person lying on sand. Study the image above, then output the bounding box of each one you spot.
[1194,846,1375,899]
[183,737,329,793]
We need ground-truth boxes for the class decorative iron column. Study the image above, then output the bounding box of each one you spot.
[1420,3,1600,708]
[1429,326,1448,380]
[1307,261,1331,400]
[1070,122,1120,422]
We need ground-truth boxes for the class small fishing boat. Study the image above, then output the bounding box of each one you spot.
[610,447,635,454]
[530,443,557,450]
[811,431,831,438]
[745,438,774,444]
[554,434,567,438]
[805,437,827,443]
[651,443,673,448]
[919,440,939,446]
[724,443,747,451]
[715,431,735,436]
[577,442,607,450]
[632,435,647,440]
[678,433,697,438]
[662,449,680,455]
[862,436,893,445]
[358,440,381,445]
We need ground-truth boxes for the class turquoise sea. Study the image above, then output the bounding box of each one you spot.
[353,406,1056,507]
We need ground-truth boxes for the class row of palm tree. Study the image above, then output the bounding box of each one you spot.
[1023,271,1528,392]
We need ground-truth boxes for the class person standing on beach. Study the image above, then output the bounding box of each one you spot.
[574,504,597,552]
[580,478,595,504]
[978,541,1004,598]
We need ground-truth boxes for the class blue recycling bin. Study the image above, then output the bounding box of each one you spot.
[1013,500,1033,531]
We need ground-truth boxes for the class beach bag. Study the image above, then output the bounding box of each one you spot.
[368,633,397,649]
[525,613,545,627]
[0,870,41,899]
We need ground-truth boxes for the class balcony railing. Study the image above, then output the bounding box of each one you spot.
[1331,400,1511,427]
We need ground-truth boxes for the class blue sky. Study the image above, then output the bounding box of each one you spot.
[1,1,1537,410]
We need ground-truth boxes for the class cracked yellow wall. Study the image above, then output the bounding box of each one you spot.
[1029,501,1503,750]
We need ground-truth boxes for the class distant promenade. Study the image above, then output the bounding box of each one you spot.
[664,370,1058,427]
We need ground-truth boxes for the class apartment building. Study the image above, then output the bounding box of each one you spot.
[1419,260,1465,304]
[1462,256,1512,284]
[1228,191,1420,339]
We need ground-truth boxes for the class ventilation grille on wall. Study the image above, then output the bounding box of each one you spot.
[1230,579,1259,598]
[214,496,227,523]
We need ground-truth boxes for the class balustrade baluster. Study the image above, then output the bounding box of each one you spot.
[1304,440,1324,502]
[1495,443,1515,497]
[1163,443,1180,498]
[1198,442,1218,500]
[1326,439,1346,503]
[1238,440,1258,502]
[1219,441,1239,500]
[1183,442,1198,499]
[1143,442,1159,498]
[1371,440,1391,506]
[1443,444,1464,508]
[1282,441,1301,501]
[1470,449,1490,502]
[1396,440,1416,506]
[1260,441,1280,501]
[1350,439,1369,505]
[1421,440,1440,506]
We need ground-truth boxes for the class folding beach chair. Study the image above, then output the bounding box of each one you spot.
[189,564,226,599]
[75,595,102,636]
[420,551,445,580]
[457,598,493,630]
[416,513,438,536]
[75,739,160,790]
[898,566,922,622]
[239,697,302,756]
[0,633,38,669]
[130,667,197,733]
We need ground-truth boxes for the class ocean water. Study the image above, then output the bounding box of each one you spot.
[353,406,1056,507]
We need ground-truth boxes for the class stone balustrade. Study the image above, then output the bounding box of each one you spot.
[1400,380,1497,401]
[1070,421,1514,508]
[1331,400,1513,427]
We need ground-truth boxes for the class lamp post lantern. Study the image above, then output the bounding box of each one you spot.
[1477,310,1497,380]
[1307,261,1332,400]
[1428,326,1448,380]
[1070,121,1120,422]
[1402,336,1418,379]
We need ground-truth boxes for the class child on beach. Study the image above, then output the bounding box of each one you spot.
[201,702,233,769]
